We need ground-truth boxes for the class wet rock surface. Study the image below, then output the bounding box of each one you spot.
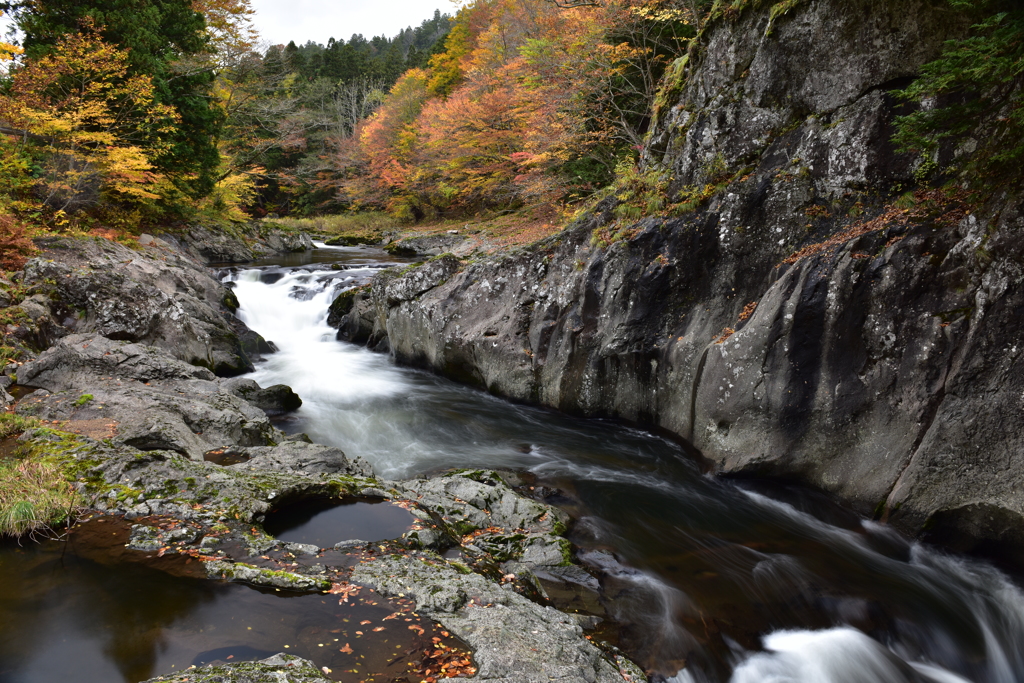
[331,0,1024,558]
[14,235,261,375]
[352,556,628,683]
[23,419,639,682]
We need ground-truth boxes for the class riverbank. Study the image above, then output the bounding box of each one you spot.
[263,203,567,257]
[0,232,645,683]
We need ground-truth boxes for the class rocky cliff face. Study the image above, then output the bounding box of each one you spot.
[335,0,1024,558]
[12,235,260,376]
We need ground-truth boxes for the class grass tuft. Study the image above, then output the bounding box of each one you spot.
[0,413,40,440]
[0,458,80,538]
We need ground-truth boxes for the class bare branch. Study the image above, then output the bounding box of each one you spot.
[544,0,601,8]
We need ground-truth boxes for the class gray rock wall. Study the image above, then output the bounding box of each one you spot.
[335,0,1024,557]
[15,236,258,375]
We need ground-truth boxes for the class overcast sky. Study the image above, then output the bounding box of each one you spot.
[1,2,450,49]
[250,0,449,47]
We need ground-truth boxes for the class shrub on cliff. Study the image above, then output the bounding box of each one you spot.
[0,214,37,270]
[894,0,1023,190]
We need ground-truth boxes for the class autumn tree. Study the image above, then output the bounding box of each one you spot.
[339,0,697,218]
[351,68,432,216]
[11,0,223,197]
[193,0,257,61]
[0,25,178,214]
[0,11,20,63]
[206,10,450,214]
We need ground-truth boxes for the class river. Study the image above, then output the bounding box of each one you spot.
[220,244,1024,683]
[2,244,1021,683]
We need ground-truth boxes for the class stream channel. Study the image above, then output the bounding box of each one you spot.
[4,243,1024,683]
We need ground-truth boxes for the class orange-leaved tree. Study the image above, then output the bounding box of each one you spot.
[352,68,432,218]
[340,0,694,219]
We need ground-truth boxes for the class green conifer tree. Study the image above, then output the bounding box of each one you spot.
[13,0,224,199]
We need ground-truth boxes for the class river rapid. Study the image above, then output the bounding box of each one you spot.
[219,244,1024,683]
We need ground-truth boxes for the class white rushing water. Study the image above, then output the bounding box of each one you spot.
[226,249,1024,683]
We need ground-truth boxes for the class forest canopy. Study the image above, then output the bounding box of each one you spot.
[0,0,1018,241]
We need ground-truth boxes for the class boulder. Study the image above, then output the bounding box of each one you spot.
[184,224,256,264]
[19,334,216,388]
[221,377,302,415]
[17,334,281,459]
[384,233,466,257]
[233,441,372,477]
[260,230,313,253]
[21,236,261,375]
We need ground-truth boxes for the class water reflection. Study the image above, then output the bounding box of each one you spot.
[0,518,463,683]
[263,499,415,547]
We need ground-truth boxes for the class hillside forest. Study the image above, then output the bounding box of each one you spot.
[0,0,1021,269]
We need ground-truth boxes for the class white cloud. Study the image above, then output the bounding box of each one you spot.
[250,0,449,47]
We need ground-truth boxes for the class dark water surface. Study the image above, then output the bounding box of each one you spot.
[264,499,416,547]
[0,515,463,683]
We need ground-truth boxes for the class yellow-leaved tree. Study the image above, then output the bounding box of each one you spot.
[0,22,178,217]
[0,12,21,63]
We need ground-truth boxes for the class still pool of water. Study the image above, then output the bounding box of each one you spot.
[0,516,465,683]
[264,499,416,548]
